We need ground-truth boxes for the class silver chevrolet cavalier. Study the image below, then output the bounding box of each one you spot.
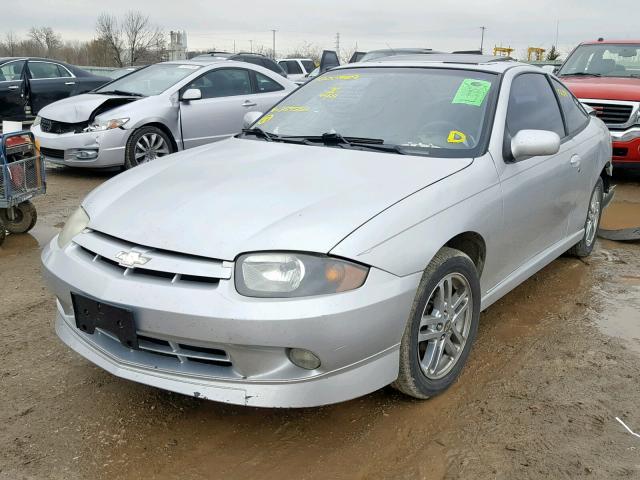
[42,55,612,407]
[31,60,296,169]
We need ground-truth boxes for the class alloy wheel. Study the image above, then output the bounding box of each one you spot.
[585,186,601,247]
[135,133,170,164]
[417,273,473,380]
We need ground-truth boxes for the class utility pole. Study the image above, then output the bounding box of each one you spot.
[233,40,236,53]
[335,32,340,57]
[480,26,486,54]
[554,20,560,47]
[271,29,277,59]
[249,39,253,53]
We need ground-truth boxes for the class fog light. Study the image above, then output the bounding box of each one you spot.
[72,149,98,160]
[288,348,321,370]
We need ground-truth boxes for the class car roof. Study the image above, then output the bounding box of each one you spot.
[581,39,640,45]
[337,54,525,73]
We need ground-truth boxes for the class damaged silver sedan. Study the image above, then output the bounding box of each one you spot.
[42,55,612,407]
[31,60,296,169]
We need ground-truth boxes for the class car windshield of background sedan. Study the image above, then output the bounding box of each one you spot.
[94,63,202,96]
[559,44,640,78]
[254,67,498,157]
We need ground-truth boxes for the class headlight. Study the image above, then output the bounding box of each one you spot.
[83,118,129,132]
[32,116,41,127]
[235,252,369,298]
[57,207,90,248]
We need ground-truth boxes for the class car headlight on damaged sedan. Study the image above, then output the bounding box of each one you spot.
[235,253,369,298]
[57,207,90,248]
[83,118,129,132]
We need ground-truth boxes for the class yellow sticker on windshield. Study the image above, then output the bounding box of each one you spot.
[257,114,274,125]
[271,106,309,112]
[447,131,467,144]
[320,87,340,99]
[318,74,361,82]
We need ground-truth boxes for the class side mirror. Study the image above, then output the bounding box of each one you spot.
[243,111,263,129]
[552,67,560,75]
[511,130,561,161]
[182,88,202,101]
[583,104,597,117]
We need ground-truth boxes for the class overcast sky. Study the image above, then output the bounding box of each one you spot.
[4,0,640,57]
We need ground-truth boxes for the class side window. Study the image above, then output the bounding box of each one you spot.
[0,61,25,81]
[29,62,64,79]
[254,72,284,93]
[56,64,72,78]
[184,68,252,99]
[285,60,303,75]
[278,61,289,74]
[551,78,589,135]
[506,73,565,139]
[301,60,316,74]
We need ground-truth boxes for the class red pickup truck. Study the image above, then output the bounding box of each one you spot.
[558,40,640,168]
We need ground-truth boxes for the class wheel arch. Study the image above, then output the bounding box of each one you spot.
[443,231,487,278]
[137,122,180,152]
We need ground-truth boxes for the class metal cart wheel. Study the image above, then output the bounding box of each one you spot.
[0,201,37,234]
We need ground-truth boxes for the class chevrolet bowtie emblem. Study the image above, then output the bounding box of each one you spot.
[115,251,151,268]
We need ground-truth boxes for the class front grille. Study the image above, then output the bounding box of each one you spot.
[40,117,88,134]
[584,102,634,125]
[613,147,629,157]
[40,147,65,159]
[99,330,233,368]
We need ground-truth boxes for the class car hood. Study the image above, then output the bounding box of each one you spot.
[83,138,472,260]
[561,76,640,102]
[37,93,142,123]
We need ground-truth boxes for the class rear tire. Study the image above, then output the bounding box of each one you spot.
[124,126,174,170]
[568,178,603,258]
[393,247,481,399]
[0,201,37,234]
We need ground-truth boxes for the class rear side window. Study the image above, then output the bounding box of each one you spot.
[29,62,68,79]
[285,60,303,75]
[551,78,589,135]
[506,73,565,138]
[0,61,25,81]
[254,72,284,93]
[184,68,252,98]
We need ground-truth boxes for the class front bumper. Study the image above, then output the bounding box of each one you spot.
[32,125,129,168]
[42,235,420,407]
[610,128,640,167]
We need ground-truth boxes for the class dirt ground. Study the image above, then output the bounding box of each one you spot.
[1,166,639,480]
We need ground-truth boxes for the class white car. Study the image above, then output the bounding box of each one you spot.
[32,60,296,169]
[277,58,316,82]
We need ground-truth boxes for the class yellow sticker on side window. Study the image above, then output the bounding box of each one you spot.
[447,130,467,144]
[556,87,569,97]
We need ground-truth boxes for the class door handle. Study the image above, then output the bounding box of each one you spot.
[242,100,257,107]
[570,155,581,170]
[65,81,76,85]
[8,85,19,90]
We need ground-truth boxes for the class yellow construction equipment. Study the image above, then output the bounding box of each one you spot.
[493,46,514,57]
[527,47,546,62]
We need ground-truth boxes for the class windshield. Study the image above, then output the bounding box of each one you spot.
[254,67,498,157]
[95,63,202,96]
[559,43,640,78]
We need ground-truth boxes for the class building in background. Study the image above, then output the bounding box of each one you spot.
[168,31,188,61]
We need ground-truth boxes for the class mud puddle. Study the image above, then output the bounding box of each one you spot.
[0,223,59,257]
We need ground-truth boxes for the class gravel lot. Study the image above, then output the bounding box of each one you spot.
[1,166,639,480]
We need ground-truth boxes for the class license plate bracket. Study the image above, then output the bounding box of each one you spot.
[71,293,138,349]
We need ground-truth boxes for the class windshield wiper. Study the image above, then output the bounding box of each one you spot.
[97,89,145,97]
[242,127,278,142]
[300,132,408,154]
[560,72,601,77]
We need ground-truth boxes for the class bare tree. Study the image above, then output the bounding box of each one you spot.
[28,27,62,56]
[96,13,125,67]
[3,32,19,56]
[122,11,164,65]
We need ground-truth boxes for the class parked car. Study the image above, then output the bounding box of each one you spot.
[190,52,287,77]
[277,58,316,81]
[0,57,110,122]
[32,60,296,169]
[42,55,612,408]
[557,39,640,168]
[359,48,443,63]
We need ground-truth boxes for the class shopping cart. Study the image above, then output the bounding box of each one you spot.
[0,131,46,246]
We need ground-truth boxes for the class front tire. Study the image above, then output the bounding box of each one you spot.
[394,247,481,399]
[0,201,37,234]
[568,177,603,258]
[124,126,174,170]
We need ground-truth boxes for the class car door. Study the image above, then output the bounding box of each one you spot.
[250,71,287,113]
[495,72,576,273]
[27,60,76,114]
[179,67,257,149]
[0,60,27,120]
[550,77,600,234]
